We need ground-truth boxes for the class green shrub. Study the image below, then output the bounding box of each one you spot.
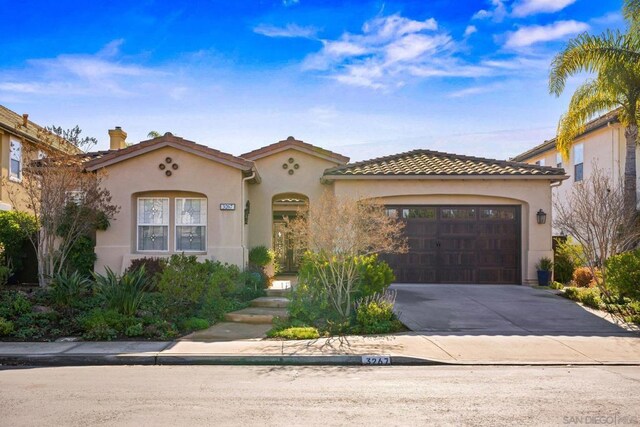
[0,265,10,287]
[248,246,275,267]
[267,326,320,340]
[549,281,565,290]
[0,210,37,273]
[579,288,603,309]
[125,257,166,289]
[535,257,553,271]
[606,249,640,301]
[554,238,584,284]
[94,267,149,316]
[143,319,178,340]
[125,323,144,337]
[234,271,266,302]
[80,308,135,340]
[564,287,580,301]
[355,254,395,298]
[50,270,91,308]
[353,298,404,335]
[11,293,32,317]
[0,317,14,335]
[157,254,241,310]
[180,317,210,331]
[65,235,97,277]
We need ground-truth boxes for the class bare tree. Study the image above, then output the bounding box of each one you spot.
[45,125,97,151]
[554,166,640,296]
[4,146,119,287]
[288,191,407,318]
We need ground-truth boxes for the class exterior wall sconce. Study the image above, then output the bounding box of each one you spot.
[536,209,547,225]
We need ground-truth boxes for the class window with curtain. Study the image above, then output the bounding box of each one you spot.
[9,139,22,180]
[137,198,169,251]
[175,198,207,251]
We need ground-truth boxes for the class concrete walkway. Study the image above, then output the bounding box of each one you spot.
[1,332,639,366]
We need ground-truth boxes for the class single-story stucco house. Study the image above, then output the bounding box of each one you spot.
[86,128,567,285]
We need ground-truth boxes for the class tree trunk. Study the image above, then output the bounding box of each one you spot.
[623,124,638,212]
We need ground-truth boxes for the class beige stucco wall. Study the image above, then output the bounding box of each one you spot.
[94,146,247,273]
[523,124,640,232]
[331,178,556,285]
[246,148,343,250]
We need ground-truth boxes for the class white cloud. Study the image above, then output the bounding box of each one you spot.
[464,25,478,37]
[448,83,502,98]
[253,23,317,38]
[282,0,299,6]
[590,12,624,25]
[512,0,576,17]
[472,0,507,22]
[301,13,480,88]
[504,20,589,48]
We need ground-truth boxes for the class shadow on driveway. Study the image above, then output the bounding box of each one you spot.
[392,284,636,337]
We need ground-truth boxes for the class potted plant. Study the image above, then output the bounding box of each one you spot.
[536,257,553,286]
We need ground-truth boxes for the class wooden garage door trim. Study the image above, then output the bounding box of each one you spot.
[382,205,521,285]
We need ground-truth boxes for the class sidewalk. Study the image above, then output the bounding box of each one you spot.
[1,332,639,366]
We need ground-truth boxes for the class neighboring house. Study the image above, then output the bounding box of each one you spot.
[87,129,566,285]
[0,105,81,211]
[511,109,640,235]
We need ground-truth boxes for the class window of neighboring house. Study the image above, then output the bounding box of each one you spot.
[37,150,46,160]
[9,139,22,181]
[65,190,85,205]
[556,153,562,168]
[574,143,584,182]
[175,198,207,252]
[535,159,545,166]
[137,198,169,251]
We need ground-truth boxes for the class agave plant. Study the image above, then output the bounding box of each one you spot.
[50,270,91,308]
[94,267,149,316]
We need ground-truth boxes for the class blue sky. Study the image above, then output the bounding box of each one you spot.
[0,0,625,161]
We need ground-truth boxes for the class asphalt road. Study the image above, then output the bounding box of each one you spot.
[1,365,639,426]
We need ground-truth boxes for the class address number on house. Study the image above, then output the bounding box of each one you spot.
[220,203,236,211]
[361,355,391,365]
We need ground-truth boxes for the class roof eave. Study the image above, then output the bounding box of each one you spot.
[322,174,569,181]
[243,144,349,164]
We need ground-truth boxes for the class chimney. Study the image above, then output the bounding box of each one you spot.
[22,114,28,127]
[108,126,127,150]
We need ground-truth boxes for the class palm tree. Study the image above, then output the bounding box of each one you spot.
[147,131,161,138]
[549,0,640,211]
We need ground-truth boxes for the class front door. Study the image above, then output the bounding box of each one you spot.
[273,215,301,273]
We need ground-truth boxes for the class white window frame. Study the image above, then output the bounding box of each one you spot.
[175,197,207,253]
[535,159,545,167]
[137,197,170,252]
[556,153,562,168]
[9,138,22,182]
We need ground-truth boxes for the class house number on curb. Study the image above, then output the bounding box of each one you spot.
[361,355,391,365]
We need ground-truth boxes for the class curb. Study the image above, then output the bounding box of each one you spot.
[2,353,639,367]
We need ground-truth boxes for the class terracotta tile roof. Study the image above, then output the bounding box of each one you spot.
[240,136,349,164]
[511,108,621,162]
[323,149,566,178]
[0,104,81,155]
[83,133,256,173]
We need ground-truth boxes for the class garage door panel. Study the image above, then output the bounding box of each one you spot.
[384,205,521,284]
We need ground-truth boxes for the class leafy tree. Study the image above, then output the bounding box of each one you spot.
[147,131,161,138]
[4,142,119,287]
[549,0,640,210]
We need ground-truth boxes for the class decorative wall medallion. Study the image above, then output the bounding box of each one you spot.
[282,163,288,169]
[159,164,166,170]
[172,163,179,170]
[288,169,294,175]
[165,157,172,164]
[165,170,172,177]
[284,157,300,175]
[288,157,294,164]
[159,158,179,176]
[294,163,299,169]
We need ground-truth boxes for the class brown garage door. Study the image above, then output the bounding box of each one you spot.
[381,205,520,284]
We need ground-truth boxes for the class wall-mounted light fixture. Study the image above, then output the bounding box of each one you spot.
[536,209,547,225]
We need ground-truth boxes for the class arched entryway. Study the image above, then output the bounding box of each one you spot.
[272,193,308,273]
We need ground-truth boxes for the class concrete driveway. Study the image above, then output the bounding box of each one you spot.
[392,284,634,336]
